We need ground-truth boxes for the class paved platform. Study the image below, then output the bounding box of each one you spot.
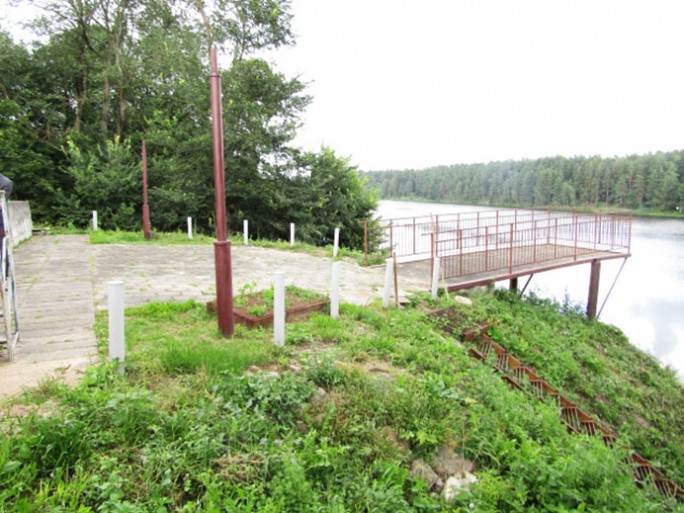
[0,235,426,397]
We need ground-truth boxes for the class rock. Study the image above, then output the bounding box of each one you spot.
[410,460,442,492]
[443,472,478,501]
[288,364,303,372]
[431,446,474,480]
[453,295,473,306]
[310,387,329,407]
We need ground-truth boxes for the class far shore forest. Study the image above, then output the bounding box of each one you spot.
[364,151,684,215]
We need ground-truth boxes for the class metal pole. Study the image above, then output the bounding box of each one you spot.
[383,258,393,308]
[431,256,441,300]
[92,210,98,231]
[210,47,234,338]
[333,227,340,257]
[509,223,514,274]
[243,219,249,246]
[290,223,295,246]
[187,217,193,239]
[108,280,125,373]
[273,272,285,346]
[142,140,151,240]
[330,262,341,318]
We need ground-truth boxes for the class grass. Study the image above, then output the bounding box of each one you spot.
[0,291,682,511]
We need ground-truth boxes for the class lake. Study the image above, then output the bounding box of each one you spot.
[377,200,684,381]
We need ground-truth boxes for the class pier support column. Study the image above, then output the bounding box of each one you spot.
[587,260,601,320]
[509,277,518,292]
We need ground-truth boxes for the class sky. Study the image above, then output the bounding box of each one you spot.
[3,0,684,171]
[266,0,684,170]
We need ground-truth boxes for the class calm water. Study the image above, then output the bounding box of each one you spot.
[377,200,684,380]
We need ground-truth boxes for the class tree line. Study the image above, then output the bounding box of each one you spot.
[0,0,376,249]
[363,151,684,213]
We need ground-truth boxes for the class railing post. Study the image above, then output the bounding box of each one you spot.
[485,226,489,272]
[509,223,514,274]
[412,217,416,255]
[573,213,579,261]
[533,220,537,263]
[389,220,394,254]
[554,218,558,259]
[459,229,463,276]
[495,211,499,250]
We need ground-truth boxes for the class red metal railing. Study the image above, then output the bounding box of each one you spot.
[369,209,631,280]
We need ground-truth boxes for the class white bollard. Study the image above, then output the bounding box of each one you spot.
[243,220,249,246]
[108,280,125,373]
[431,257,441,300]
[273,272,286,346]
[383,258,393,308]
[290,223,295,246]
[330,262,341,319]
[92,210,98,231]
[187,217,193,239]
[333,227,340,257]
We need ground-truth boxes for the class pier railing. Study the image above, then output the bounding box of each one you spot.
[365,209,632,280]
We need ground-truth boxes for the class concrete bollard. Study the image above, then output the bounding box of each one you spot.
[108,280,125,373]
[92,210,98,231]
[330,262,341,318]
[273,272,285,346]
[290,223,295,246]
[187,217,193,239]
[383,258,393,308]
[333,227,340,257]
[431,257,441,300]
[243,220,249,246]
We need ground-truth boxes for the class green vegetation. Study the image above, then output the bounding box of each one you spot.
[1,292,682,511]
[364,151,684,215]
[234,283,326,317]
[0,2,376,249]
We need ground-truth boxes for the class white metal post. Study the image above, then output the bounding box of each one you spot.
[431,256,441,300]
[330,262,341,318]
[273,272,285,346]
[290,223,295,246]
[92,210,98,231]
[243,220,249,245]
[333,227,340,257]
[383,258,393,308]
[187,217,193,239]
[108,280,125,373]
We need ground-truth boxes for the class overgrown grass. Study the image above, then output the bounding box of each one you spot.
[0,292,681,511]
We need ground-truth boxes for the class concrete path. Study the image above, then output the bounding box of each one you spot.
[0,235,427,397]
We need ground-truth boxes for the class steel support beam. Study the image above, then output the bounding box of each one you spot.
[587,259,601,320]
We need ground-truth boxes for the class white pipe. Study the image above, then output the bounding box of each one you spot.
[431,257,441,300]
[383,258,393,308]
[330,262,341,318]
[243,219,249,246]
[290,223,295,246]
[333,227,340,257]
[92,210,98,231]
[187,217,193,239]
[273,272,285,346]
[108,280,125,373]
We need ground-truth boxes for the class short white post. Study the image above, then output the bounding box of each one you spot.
[108,280,125,373]
[243,220,249,245]
[431,257,441,300]
[383,258,393,308]
[333,227,340,257]
[290,223,295,246]
[187,217,193,239]
[330,262,341,319]
[273,272,286,346]
[92,210,98,231]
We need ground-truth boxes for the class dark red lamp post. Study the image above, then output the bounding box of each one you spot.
[210,47,234,338]
[142,139,151,240]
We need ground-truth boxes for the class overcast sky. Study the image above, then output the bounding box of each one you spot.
[269,0,684,170]
[3,0,683,171]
